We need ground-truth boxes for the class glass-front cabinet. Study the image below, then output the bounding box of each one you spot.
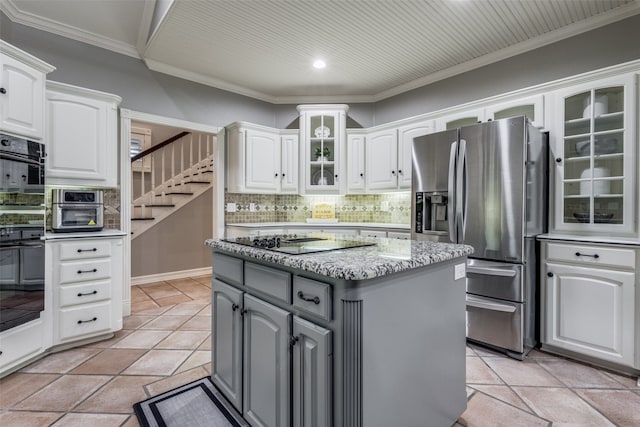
[551,74,636,235]
[298,104,348,193]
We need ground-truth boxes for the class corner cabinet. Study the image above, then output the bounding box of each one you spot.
[549,74,637,236]
[0,40,55,140]
[298,104,348,194]
[540,240,638,371]
[45,81,121,187]
[226,122,299,194]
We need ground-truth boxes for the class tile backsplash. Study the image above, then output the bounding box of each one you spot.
[225,192,411,224]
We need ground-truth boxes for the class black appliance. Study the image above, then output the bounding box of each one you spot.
[222,234,376,255]
[0,134,46,333]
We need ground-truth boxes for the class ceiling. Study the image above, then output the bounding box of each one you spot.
[2,0,640,104]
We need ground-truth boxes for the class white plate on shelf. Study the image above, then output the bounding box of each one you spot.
[312,170,333,186]
[314,126,330,138]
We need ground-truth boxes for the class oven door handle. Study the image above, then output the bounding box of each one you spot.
[0,151,42,166]
[466,295,516,313]
[466,265,517,277]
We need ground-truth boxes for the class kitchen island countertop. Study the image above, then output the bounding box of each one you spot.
[205,235,473,280]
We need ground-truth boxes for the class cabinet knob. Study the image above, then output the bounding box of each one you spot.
[398,169,403,174]
[290,335,299,346]
[0,88,6,94]
[231,303,239,312]
[281,173,285,178]
[274,173,278,177]
[391,170,396,175]
[359,173,364,177]
[240,308,248,315]
[555,157,562,163]
[547,272,554,277]
[334,174,338,178]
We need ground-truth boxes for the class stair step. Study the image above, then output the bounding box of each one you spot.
[134,204,175,208]
[157,192,194,196]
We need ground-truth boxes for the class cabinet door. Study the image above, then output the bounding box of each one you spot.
[243,294,291,427]
[435,108,484,131]
[397,121,434,189]
[292,316,332,427]
[365,129,398,191]
[280,132,299,193]
[245,129,280,191]
[485,94,545,128]
[550,75,636,235]
[544,262,635,366]
[0,53,46,139]
[346,132,365,192]
[45,88,114,186]
[212,279,244,412]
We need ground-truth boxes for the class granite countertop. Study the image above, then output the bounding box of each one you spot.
[206,235,473,280]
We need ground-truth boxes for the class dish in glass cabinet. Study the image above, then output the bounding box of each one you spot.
[312,170,333,186]
[573,212,614,223]
[314,125,330,138]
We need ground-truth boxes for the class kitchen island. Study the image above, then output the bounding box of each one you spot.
[206,234,473,427]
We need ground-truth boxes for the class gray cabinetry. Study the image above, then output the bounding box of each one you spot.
[243,294,291,427]
[292,316,332,427]
[212,257,332,427]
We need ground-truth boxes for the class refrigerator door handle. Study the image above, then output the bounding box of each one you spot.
[466,295,517,313]
[456,139,467,241]
[467,266,517,277]
[448,141,458,241]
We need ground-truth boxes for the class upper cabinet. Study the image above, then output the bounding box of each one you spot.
[0,41,55,140]
[485,94,544,128]
[549,74,636,236]
[435,108,484,131]
[45,81,121,187]
[226,122,298,194]
[365,119,434,192]
[346,130,366,193]
[298,104,348,194]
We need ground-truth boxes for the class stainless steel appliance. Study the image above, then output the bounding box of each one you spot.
[51,189,104,232]
[0,134,46,332]
[222,234,376,254]
[411,116,547,359]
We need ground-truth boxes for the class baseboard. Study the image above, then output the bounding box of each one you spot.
[131,267,212,286]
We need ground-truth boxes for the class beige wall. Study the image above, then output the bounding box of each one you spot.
[131,189,213,277]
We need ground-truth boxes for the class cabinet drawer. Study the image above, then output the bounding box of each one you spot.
[59,240,113,260]
[293,276,332,321]
[245,262,292,303]
[58,301,112,342]
[213,253,243,286]
[545,242,635,270]
[59,279,111,307]
[59,258,112,284]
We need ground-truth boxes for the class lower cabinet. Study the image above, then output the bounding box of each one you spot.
[541,240,637,369]
[212,274,332,427]
[48,236,124,345]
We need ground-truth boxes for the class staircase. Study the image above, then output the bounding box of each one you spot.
[131,131,215,239]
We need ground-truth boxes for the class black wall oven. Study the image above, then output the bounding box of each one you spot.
[0,133,45,333]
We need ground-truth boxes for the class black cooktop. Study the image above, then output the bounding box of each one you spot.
[222,234,376,255]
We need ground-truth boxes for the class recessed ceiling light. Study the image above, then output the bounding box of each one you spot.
[313,59,326,69]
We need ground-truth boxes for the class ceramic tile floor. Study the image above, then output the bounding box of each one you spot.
[1,274,639,426]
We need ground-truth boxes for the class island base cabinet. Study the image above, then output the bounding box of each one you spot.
[543,262,635,367]
[292,317,332,427]
[243,294,291,427]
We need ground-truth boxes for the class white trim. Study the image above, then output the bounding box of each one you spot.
[127,110,221,134]
[119,109,133,317]
[131,267,212,286]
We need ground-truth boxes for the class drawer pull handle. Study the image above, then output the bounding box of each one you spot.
[575,252,599,259]
[297,291,320,305]
[78,317,97,324]
[77,268,97,274]
[77,248,98,253]
[78,290,98,297]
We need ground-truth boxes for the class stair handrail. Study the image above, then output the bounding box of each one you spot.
[131,131,191,162]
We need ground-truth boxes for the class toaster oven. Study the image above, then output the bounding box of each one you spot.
[51,189,104,232]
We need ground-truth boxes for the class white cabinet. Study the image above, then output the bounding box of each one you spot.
[485,94,545,128]
[48,236,123,345]
[0,41,54,140]
[365,119,434,191]
[549,74,636,236]
[45,81,121,187]
[298,104,348,193]
[0,319,48,377]
[346,129,366,193]
[541,240,637,368]
[226,123,298,194]
[435,108,484,131]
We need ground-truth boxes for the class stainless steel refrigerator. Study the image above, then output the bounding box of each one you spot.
[411,116,547,359]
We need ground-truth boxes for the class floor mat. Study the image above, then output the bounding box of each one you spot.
[133,377,248,427]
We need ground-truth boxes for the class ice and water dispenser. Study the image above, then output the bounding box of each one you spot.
[414,192,449,239]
